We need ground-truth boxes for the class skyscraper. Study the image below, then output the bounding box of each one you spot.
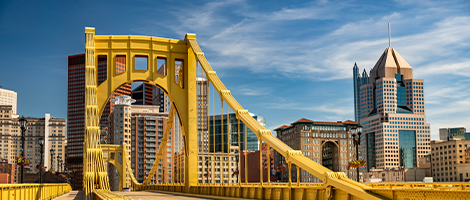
[355,47,431,171]
[353,63,370,123]
[67,54,131,189]
[131,83,153,105]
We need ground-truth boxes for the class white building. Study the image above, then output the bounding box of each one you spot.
[0,87,17,114]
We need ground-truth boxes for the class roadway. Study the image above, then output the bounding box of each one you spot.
[53,190,247,200]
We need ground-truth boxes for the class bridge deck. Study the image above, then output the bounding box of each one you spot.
[115,191,248,200]
[52,191,84,200]
[52,190,250,200]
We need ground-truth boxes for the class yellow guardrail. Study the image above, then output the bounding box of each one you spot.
[0,183,72,200]
[363,182,470,191]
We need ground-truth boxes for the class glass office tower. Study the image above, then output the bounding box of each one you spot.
[355,47,431,171]
[209,113,264,153]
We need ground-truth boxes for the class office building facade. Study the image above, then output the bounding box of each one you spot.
[209,113,264,153]
[275,118,360,182]
[439,127,467,141]
[131,83,153,105]
[354,47,431,171]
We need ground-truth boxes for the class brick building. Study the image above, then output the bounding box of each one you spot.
[275,118,359,182]
[239,143,277,183]
[0,159,14,183]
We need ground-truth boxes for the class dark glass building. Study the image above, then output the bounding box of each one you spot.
[209,113,264,153]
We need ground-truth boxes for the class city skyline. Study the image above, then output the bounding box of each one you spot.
[0,0,469,141]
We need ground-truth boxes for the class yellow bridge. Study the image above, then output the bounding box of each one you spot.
[5,28,469,200]
[78,27,470,200]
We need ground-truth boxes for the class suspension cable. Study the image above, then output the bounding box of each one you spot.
[244,123,247,184]
[237,119,241,186]
[267,143,270,185]
[260,141,263,186]
[212,82,215,185]
[220,98,224,185]
[227,103,230,184]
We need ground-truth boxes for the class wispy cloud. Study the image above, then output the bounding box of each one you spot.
[157,1,470,84]
[136,0,470,137]
[264,99,354,120]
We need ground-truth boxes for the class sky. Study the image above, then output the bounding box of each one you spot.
[0,0,469,140]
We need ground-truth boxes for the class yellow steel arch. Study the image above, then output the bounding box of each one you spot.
[84,27,199,199]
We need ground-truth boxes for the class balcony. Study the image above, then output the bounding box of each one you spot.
[146,143,156,147]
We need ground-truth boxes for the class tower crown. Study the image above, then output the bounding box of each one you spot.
[370,47,413,81]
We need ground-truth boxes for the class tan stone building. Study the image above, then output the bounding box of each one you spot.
[0,105,66,183]
[431,140,470,182]
[275,118,360,182]
[174,146,239,184]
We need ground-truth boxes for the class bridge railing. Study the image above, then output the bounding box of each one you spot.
[363,182,470,191]
[0,183,71,200]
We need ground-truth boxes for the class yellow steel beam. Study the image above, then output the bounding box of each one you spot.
[186,37,385,200]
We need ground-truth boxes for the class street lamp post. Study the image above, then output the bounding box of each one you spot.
[50,149,55,171]
[235,154,239,183]
[57,156,62,173]
[19,116,27,183]
[205,158,209,183]
[350,125,362,182]
[162,167,165,183]
[39,137,44,184]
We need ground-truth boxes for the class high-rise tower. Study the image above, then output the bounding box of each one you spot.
[355,47,431,171]
[353,63,369,122]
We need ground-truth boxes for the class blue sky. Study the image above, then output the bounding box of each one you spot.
[0,0,469,140]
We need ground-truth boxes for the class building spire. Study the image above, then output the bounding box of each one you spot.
[388,23,391,48]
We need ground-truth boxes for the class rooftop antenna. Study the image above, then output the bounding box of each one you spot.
[388,23,391,48]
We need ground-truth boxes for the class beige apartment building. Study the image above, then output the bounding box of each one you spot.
[0,105,66,183]
[275,118,360,182]
[107,96,174,190]
[431,140,470,182]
